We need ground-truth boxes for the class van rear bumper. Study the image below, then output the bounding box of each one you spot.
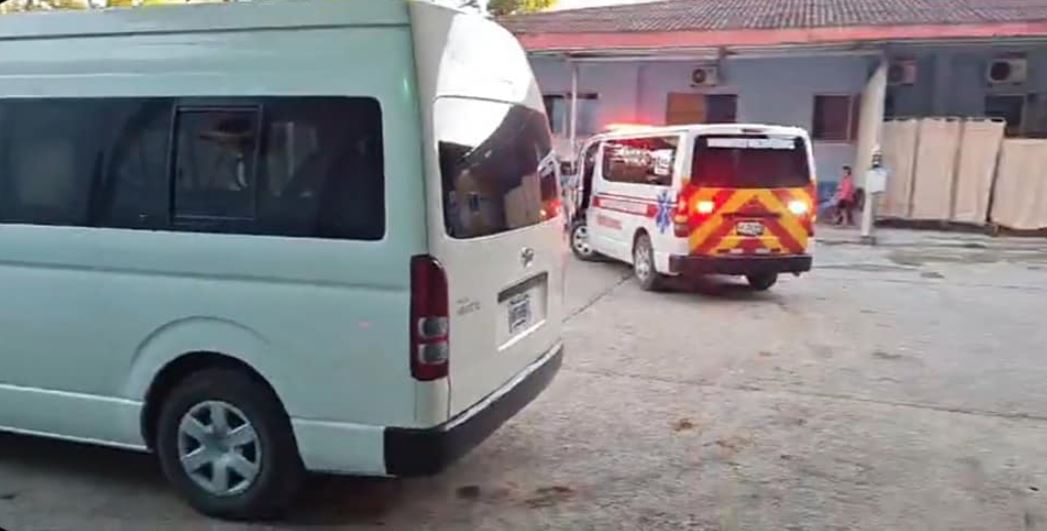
[383,343,563,477]
[669,254,812,276]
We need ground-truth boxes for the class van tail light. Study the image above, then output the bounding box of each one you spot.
[410,255,449,381]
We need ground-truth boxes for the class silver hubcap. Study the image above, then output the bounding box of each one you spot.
[177,401,261,497]
[572,225,592,255]
[634,241,652,280]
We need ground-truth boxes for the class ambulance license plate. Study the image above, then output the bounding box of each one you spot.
[737,221,765,236]
[508,293,532,335]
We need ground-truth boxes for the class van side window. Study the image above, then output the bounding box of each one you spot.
[601,136,677,186]
[174,109,260,230]
[0,100,96,226]
[0,96,385,240]
[102,99,174,229]
[259,98,385,240]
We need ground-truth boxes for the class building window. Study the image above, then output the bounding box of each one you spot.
[985,95,1026,137]
[665,93,738,125]
[543,93,599,136]
[812,95,860,141]
[706,95,738,123]
[884,92,897,120]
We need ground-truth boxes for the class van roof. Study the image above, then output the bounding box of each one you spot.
[593,123,808,140]
[0,0,417,41]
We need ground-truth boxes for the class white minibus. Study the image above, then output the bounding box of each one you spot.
[0,0,563,519]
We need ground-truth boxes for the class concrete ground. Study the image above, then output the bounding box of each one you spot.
[3,228,1047,530]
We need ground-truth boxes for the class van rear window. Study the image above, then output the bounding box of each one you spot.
[691,135,810,189]
[436,98,559,239]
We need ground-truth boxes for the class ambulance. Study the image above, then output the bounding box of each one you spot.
[568,124,815,291]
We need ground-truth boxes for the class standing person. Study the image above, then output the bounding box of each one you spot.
[833,165,857,226]
[861,149,889,242]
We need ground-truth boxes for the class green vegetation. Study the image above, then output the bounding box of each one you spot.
[487,0,556,16]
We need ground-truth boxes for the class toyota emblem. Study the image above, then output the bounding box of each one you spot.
[521,247,535,267]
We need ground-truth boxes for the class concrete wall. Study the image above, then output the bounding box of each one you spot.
[531,55,874,184]
[887,45,1047,136]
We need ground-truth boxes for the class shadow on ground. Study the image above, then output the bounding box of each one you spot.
[0,432,409,526]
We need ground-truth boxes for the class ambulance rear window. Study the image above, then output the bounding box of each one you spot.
[691,135,810,189]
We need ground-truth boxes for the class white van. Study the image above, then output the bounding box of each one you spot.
[569,124,815,291]
[0,0,563,519]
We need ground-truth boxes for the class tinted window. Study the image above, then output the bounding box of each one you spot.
[0,96,384,240]
[0,100,98,226]
[0,98,174,228]
[258,98,385,240]
[602,136,677,186]
[706,94,738,123]
[174,109,260,229]
[437,98,559,239]
[692,135,811,189]
[103,99,175,229]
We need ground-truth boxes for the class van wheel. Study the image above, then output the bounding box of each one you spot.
[633,233,664,291]
[156,368,304,520]
[570,219,598,261]
[746,272,778,291]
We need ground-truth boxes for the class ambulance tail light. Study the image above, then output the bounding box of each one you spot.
[696,200,716,215]
[787,200,808,216]
[673,186,694,237]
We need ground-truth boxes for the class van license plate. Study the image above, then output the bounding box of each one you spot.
[508,293,532,334]
[736,221,765,236]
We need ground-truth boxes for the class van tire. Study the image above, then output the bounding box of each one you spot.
[156,368,304,520]
[633,233,664,291]
[570,219,598,261]
[746,272,778,291]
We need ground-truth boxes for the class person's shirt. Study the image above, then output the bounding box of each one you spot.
[837,174,856,202]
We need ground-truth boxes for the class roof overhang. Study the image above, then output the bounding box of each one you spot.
[518,21,1047,57]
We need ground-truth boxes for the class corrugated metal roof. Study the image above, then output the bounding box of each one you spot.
[503,0,1047,34]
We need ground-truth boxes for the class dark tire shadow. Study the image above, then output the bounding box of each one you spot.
[0,431,409,526]
[663,274,782,301]
[0,432,161,489]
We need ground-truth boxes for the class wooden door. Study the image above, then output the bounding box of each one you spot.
[666,93,705,125]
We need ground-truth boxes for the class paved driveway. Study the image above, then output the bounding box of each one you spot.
[2,233,1047,530]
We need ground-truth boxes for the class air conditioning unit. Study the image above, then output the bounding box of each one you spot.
[690,65,719,87]
[987,58,1027,85]
[887,60,917,86]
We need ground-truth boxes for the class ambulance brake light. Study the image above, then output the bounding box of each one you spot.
[788,200,809,215]
[696,200,716,215]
